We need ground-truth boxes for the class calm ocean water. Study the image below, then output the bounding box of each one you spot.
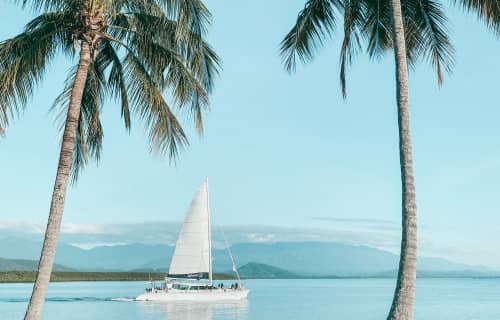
[1,278,500,319]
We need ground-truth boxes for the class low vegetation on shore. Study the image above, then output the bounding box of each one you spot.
[0,272,235,283]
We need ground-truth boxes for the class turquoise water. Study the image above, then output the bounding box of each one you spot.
[1,279,500,319]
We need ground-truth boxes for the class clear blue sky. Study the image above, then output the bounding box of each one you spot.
[1,1,500,267]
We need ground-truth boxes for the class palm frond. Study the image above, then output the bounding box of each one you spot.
[124,52,188,159]
[181,29,221,94]
[100,40,132,130]
[362,0,392,59]
[280,0,342,72]
[108,11,219,132]
[453,0,500,33]
[109,11,221,92]
[403,0,455,85]
[0,11,72,131]
[160,0,212,37]
[340,0,363,98]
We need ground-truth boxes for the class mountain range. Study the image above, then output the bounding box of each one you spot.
[0,238,491,277]
[0,257,73,272]
[237,262,298,278]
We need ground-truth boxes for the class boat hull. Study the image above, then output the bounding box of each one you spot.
[135,289,249,302]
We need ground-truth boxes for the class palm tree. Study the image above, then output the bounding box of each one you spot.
[0,1,220,319]
[280,0,453,318]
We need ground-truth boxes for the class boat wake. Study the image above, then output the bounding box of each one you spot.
[110,297,136,302]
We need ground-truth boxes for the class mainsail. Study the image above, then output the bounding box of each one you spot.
[168,180,212,281]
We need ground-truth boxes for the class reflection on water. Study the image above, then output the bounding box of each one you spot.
[138,300,248,320]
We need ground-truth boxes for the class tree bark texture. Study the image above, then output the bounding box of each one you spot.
[386,0,418,318]
[24,41,91,320]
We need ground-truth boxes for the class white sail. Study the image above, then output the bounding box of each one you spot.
[168,181,211,279]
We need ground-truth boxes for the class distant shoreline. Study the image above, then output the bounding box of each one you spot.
[1,271,499,283]
[0,271,236,283]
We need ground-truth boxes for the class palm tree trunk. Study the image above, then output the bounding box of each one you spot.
[24,41,91,320]
[386,0,418,318]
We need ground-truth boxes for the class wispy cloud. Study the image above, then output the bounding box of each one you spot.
[61,223,109,235]
[312,216,396,225]
[70,241,131,250]
[0,219,398,249]
[0,220,44,234]
[0,219,480,267]
[310,216,401,235]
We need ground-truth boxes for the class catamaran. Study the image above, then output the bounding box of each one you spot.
[136,179,249,302]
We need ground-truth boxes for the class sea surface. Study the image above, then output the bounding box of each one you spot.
[1,278,500,319]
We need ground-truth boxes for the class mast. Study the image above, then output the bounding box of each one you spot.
[206,177,213,285]
[220,225,243,288]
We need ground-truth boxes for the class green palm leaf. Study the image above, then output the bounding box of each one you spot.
[124,52,188,159]
[454,0,500,33]
[282,0,455,94]
[280,0,343,73]
[0,11,72,131]
[404,0,455,84]
[339,0,363,97]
